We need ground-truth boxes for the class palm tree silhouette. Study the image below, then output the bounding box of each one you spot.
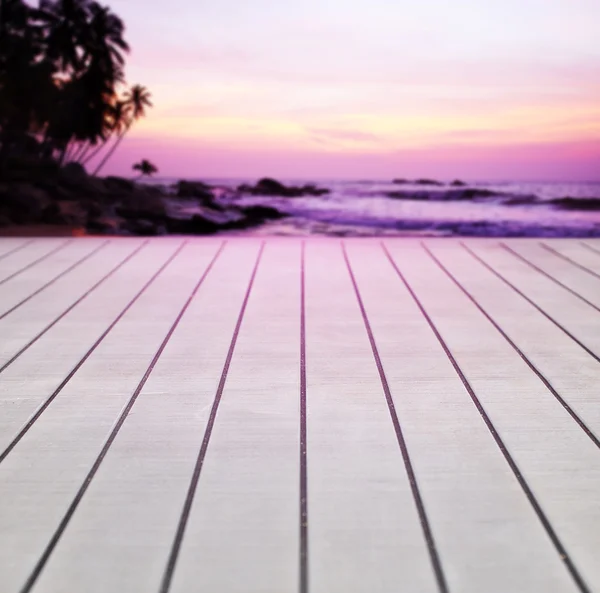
[93,84,152,175]
[32,0,130,164]
[0,0,150,173]
[132,159,158,179]
[85,2,128,81]
[37,0,91,74]
[80,98,128,164]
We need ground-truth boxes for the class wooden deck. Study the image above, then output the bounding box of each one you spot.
[0,236,599,593]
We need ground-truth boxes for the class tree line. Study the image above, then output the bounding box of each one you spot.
[0,0,152,175]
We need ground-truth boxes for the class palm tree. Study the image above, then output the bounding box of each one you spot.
[37,0,91,74]
[132,159,157,179]
[1,0,145,174]
[93,83,152,175]
[80,97,128,164]
[0,0,47,166]
[35,0,129,163]
[85,2,128,77]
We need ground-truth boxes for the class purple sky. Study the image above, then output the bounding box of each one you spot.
[95,0,600,180]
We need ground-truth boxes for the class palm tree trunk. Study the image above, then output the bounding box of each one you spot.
[64,141,77,163]
[72,144,85,161]
[57,142,70,166]
[76,142,93,164]
[82,137,110,166]
[70,141,88,162]
[92,125,129,176]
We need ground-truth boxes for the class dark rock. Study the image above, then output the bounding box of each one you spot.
[254,178,289,195]
[142,184,167,196]
[1,156,60,183]
[115,194,166,222]
[176,180,214,200]
[386,188,501,201]
[122,218,165,236]
[414,178,444,186]
[392,178,445,186]
[165,214,220,235]
[240,205,285,221]
[87,216,126,235]
[57,167,109,197]
[450,179,467,187]
[60,162,88,183]
[34,181,78,201]
[104,176,136,193]
[2,183,51,222]
[450,188,498,199]
[550,197,600,211]
[185,205,246,226]
[300,184,330,196]
[502,195,539,206]
[238,178,330,197]
[41,201,87,226]
[0,213,12,227]
[386,190,436,200]
[84,200,105,218]
[220,205,287,230]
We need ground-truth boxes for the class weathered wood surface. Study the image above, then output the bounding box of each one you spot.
[0,237,598,593]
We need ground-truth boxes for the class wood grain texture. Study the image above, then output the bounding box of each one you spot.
[0,237,598,593]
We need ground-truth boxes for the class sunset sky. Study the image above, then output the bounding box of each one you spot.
[98,0,600,180]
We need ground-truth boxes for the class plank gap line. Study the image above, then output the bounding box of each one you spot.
[299,240,308,593]
[158,241,265,593]
[0,239,72,287]
[18,240,227,593]
[580,242,600,257]
[422,242,600,450]
[540,243,600,280]
[0,240,111,322]
[500,243,600,314]
[460,242,600,365]
[342,241,449,593]
[0,239,35,262]
[382,241,592,593]
[0,240,187,465]
[0,240,149,376]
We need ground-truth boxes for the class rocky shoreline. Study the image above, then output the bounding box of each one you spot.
[1,165,599,238]
[0,165,311,236]
[0,162,341,236]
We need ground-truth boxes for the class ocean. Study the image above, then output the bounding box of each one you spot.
[143,178,600,237]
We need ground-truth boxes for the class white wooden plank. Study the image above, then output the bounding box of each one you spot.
[27,241,263,593]
[0,241,222,592]
[541,240,600,274]
[346,240,580,593]
[581,241,600,256]
[391,240,600,591]
[0,240,177,454]
[463,241,600,358]
[0,239,33,260]
[0,239,107,315]
[0,236,597,593]
[304,240,438,593]
[425,240,600,446]
[168,240,301,593]
[499,240,600,310]
[0,239,70,281]
[0,239,144,368]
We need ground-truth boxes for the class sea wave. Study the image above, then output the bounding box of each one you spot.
[144,177,600,237]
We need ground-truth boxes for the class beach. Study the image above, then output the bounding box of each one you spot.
[2,175,600,239]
